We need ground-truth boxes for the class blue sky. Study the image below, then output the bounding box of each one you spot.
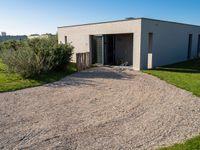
[1,0,200,35]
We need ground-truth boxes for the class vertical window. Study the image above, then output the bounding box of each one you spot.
[197,34,200,57]
[65,36,67,44]
[188,34,193,60]
[148,33,153,53]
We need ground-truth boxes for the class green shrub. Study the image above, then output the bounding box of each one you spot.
[51,44,73,70]
[1,46,39,77]
[0,37,73,77]
[0,40,24,51]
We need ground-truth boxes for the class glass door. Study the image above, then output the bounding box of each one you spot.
[104,35,115,65]
[92,35,103,64]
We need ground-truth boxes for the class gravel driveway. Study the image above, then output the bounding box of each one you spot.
[1,67,200,150]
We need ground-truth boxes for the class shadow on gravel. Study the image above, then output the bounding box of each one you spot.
[45,68,135,88]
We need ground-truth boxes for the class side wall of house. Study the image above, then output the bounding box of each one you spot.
[58,19,142,70]
[141,19,200,69]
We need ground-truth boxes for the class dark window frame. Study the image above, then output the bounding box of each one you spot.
[64,36,67,44]
[197,34,200,57]
[188,34,193,60]
[148,32,153,54]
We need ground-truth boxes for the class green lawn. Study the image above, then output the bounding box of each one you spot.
[0,60,77,92]
[159,135,200,150]
[144,59,200,150]
[144,59,200,97]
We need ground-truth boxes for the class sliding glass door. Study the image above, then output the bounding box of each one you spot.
[91,35,103,64]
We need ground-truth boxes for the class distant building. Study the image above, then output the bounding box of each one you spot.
[28,34,40,39]
[1,32,6,36]
[28,33,54,39]
[41,33,52,38]
[0,32,27,41]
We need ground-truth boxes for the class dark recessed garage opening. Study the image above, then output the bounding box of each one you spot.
[91,33,133,66]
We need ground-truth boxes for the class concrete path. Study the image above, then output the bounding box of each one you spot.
[1,67,200,150]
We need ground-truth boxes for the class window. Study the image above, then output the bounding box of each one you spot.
[148,33,153,53]
[197,34,200,57]
[188,34,193,60]
[65,36,67,44]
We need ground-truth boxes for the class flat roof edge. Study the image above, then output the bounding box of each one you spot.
[58,18,141,28]
[141,18,200,28]
[58,17,200,29]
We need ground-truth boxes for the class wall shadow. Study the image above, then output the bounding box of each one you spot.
[154,59,200,74]
[155,68,200,73]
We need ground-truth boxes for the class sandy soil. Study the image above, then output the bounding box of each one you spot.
[1,67,200,150]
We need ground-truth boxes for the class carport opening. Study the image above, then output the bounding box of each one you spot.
[91,33,133,66]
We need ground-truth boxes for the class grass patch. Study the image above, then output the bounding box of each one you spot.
[144,59,200,149]
[144,59,200,97]
[159,134,200,150]
[0,60,77,92]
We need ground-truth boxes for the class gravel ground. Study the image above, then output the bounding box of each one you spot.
[1,67,200,150]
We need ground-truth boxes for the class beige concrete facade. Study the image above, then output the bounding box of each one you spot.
[141,18,200,69]
[58,19,142,70]
[58,18,200,70]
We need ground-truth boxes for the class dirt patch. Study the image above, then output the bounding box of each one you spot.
[1,67,200,150]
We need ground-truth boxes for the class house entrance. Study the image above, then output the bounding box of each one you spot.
[91,33,133,66]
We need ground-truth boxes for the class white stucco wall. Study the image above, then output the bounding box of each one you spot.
[58,19,142,70]
[141,19,200,69]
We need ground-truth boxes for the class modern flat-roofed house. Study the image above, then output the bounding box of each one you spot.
[58,18,200,70]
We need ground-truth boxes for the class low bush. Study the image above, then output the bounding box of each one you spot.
[0,40,23,51]
[0,36,73,77]
[1,45,38,77]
